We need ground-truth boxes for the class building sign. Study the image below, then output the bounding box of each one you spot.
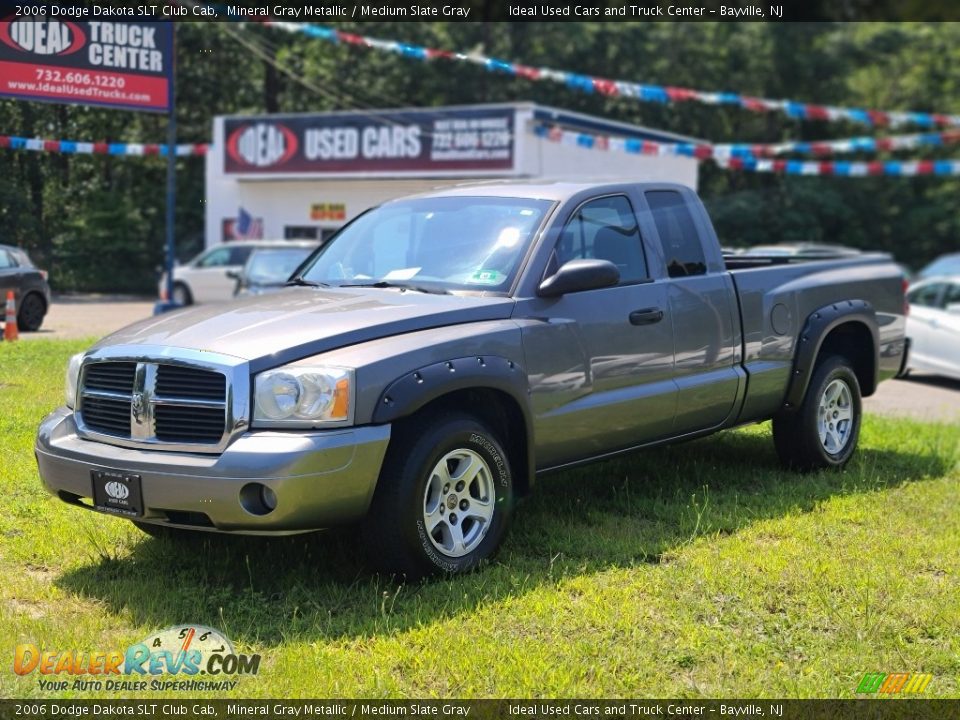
[310,203,346,221]
[223,107,516,176]
[0,19,173,112]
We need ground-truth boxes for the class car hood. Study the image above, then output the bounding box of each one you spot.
[94,287,514,371]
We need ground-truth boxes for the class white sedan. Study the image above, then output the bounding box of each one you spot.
[160,240,307,305]
[905,275,960,381]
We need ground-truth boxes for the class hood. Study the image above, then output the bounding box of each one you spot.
[95,287,514,371]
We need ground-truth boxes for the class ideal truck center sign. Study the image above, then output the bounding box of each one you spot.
[0,19,173,112]
[222,108,517,177]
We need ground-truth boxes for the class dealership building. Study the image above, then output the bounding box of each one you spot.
[204,102,700,247]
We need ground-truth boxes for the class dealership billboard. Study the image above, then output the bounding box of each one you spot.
[222,107,517,177]
[0,19,173,112]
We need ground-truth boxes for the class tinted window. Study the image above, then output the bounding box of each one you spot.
[554,195,648,284]
[907,283,945,308]
[197,247,232,268]
[943,284,960,306]
[646,191,706,278]
[246,248,314,284]
[228,246,254,265]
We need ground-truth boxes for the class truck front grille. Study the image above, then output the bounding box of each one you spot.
[78,361,229,448]
[80,396,133,436]
[155,364,226,400]
[84,361,137,393]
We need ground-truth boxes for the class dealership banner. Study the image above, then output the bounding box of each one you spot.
[223,107,516,177]
[0,19,173,112]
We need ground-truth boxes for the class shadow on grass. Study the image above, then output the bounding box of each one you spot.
[56,424,954,646]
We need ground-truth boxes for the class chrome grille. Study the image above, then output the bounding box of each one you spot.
[78,360,229,448]
[155,405,226,443]
[80,396,132,436]
[155,365,225,400]
[84,362,136,393]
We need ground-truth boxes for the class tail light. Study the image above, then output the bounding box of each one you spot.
[902,277,910,317]
[39,270,48,281]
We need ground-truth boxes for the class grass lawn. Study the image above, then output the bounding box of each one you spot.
[1,339,958,699]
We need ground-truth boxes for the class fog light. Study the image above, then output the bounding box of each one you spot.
[261,485,277,511]
[239,482,277,516]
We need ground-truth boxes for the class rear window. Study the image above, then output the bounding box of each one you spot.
[646,191,707,278]
[10,248,32,266]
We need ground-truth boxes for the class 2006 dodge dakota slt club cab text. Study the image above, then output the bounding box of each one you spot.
[36,182,907,577]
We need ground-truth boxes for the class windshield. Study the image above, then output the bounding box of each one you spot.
[245,247,314,285]
[297,196,554,292]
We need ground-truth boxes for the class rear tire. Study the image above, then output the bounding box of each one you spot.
[172,282,192,306]
[362,412,514,580]
[773,355,862,471]
[16,292,46,332]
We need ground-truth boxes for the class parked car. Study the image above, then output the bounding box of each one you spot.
[0,244,51,331]
[918,252,960,280]
[37,182,906,579]
[904,276,960,381]
[160,240,301,305]
[229,242,319,297]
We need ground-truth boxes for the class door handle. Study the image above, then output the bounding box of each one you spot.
[629,307,664,326]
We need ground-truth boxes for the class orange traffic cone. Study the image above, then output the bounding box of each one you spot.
[3,291,18,342]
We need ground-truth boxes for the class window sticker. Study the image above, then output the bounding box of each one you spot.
[383,267,422,281]
[466,270,505,285]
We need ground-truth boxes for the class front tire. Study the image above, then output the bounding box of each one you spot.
[773,355,862,471]
[362,412,514,580]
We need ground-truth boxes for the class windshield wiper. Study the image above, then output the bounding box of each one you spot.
[285,277,329,288]
[339,280,450,295]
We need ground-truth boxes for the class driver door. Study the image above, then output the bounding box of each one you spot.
[516,194,677,468]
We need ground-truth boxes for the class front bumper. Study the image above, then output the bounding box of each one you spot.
[35,407,391,534]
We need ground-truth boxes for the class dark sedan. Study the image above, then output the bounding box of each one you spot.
[0,244,51,331]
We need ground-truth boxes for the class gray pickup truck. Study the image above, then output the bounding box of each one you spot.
[36,182,907,578]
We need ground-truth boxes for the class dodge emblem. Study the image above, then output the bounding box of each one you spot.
[131,392,145,424]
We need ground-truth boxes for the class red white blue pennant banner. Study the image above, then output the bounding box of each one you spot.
[534,125,960,177]
[715,130,960,158]
[255,19,960,130]
[0,135,208,156]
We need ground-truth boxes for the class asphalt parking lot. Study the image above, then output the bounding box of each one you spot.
[7,296,959,424]
[19,294,155,342]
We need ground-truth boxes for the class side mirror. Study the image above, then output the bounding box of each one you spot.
[946,302,960,315]
[225,269,240,280]
[538,259,620,298]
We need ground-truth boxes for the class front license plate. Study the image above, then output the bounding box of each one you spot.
[91,470,143,517]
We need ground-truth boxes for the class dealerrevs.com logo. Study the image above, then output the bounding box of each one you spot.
[855,672,933,694]
[227,123,299,168]
[14,625,261,692]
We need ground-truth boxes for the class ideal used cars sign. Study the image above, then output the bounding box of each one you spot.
[223,107,517,177]
[0,18,173,112]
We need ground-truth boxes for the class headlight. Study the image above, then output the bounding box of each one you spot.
[253,366,354,428]
[64,353,84,409]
